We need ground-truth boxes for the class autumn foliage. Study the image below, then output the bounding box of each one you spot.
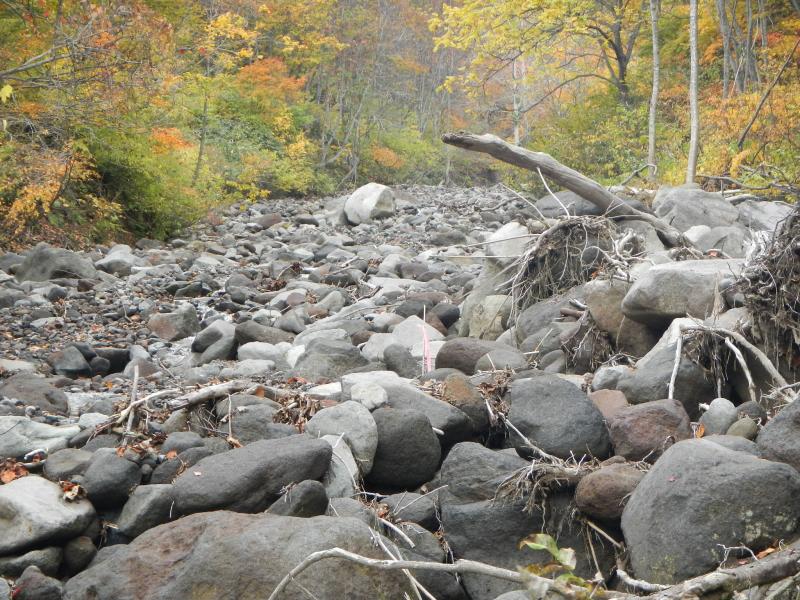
[0,0,797,247]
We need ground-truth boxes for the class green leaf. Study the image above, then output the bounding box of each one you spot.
[520,533,577,570]
[0,84,12,103]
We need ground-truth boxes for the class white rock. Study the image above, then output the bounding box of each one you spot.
[0,417,80,458]
[349,382,389,412]
[390,316,444,349]
[343,182,396,225]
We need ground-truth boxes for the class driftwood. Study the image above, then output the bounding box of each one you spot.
[268,540,800,600]
[441,132,688,248]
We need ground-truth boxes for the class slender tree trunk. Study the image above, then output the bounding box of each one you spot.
[191,92,208,187]
[716,0,731,98]
[648,0,660,182]
[686,0,700,185]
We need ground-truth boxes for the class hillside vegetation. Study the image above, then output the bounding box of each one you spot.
[1,0,798,247]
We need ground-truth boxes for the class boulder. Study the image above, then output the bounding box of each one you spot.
[652,185,740,233]
[292,340,368,383]
[172,435,331,514]
[0,417,80,459]
[147,304,200,342]
[698,397,739,435]
[575,462,645,520]
[366,408,441,490]
[0,476,96,555]
[506,374,610,460]
[82,451,142,509]
[63,513,411,599]
[756,400,800,472]
[622,259,743,327]
[608,399,692,461]
[15,244,97,282]
[306,401,378,475]
[191,320,237,364]
[117,484,175,538]
[265,480,329,518]
[621,439,800,584]
[47,346,92,379]
[737,199,793,233]
[343,183,396,225]
[468,295,512,341]
[0,374,69,415]
[435,338,514,375]
[441,492,615,600]
[439,442,528,504]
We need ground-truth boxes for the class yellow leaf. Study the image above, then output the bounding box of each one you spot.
[0,84,12,103]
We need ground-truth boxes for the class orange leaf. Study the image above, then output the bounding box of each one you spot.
[695,423,705,438]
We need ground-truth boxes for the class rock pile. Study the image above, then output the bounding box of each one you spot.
[0,181,798,599]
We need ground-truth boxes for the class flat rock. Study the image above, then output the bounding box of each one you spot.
[0,476,96,555]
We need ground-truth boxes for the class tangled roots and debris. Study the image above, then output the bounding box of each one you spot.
[505,216,644,320]
[740,205,800,383]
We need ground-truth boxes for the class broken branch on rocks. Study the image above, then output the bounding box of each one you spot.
[441,132,689,248]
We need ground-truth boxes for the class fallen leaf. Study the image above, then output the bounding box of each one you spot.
[60,481,86,502]
[695,423,705,438]
[756,547,776,559]
[0,460,28,484]
[165,450,178,460]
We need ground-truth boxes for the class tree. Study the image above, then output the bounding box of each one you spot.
[686,0,700,185]
[648,0,661,182]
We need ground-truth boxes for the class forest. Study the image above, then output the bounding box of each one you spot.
[0,0,798,247]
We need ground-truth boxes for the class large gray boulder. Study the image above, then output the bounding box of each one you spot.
[506,374,611,460]
[736,199,793,233]
[95,245,145,276]
[63,513,411,600]
[0,476,96,555]
[366,408,441,490]
[292,340,368,382]
[622,259,743,327]
[621,439,800,584]
[172,435,331,515]
[15,243,98,282]
[652,185,739,232]
[441,493,615,600]
[306,401,378,475]
[756,400,800,472]
[343,183,396,225]
[147,304,200,342]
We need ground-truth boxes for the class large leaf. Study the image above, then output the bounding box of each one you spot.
[520,533,577,570]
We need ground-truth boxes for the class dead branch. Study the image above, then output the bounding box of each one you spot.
[441,132,688,248]
[165,380,253,411]
[266,539,800,600]
[265,547,535,600]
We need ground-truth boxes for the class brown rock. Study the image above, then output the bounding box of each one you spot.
[575,463,645,520]
[584,279,659,357]
[589,389,629,421]
[608,399,692,461]
[442,373,490,435]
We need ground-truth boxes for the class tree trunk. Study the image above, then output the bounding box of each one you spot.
[191,92,209,188]
[648,0,660,182]
[716,0,731,98]
[441,132,688,248]
[686,0,700,185]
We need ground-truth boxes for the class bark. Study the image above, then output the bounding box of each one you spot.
[686,0,700,185]
[441,132,688,248]
[716,0,732,98]
[648,0,660,181]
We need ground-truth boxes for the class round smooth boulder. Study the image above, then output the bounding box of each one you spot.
[575,462,645,521]
[506,374,611,460]
[621,439,800,584]
[366,408,441,490]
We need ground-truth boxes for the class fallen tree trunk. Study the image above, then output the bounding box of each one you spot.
[441,132,688,248]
